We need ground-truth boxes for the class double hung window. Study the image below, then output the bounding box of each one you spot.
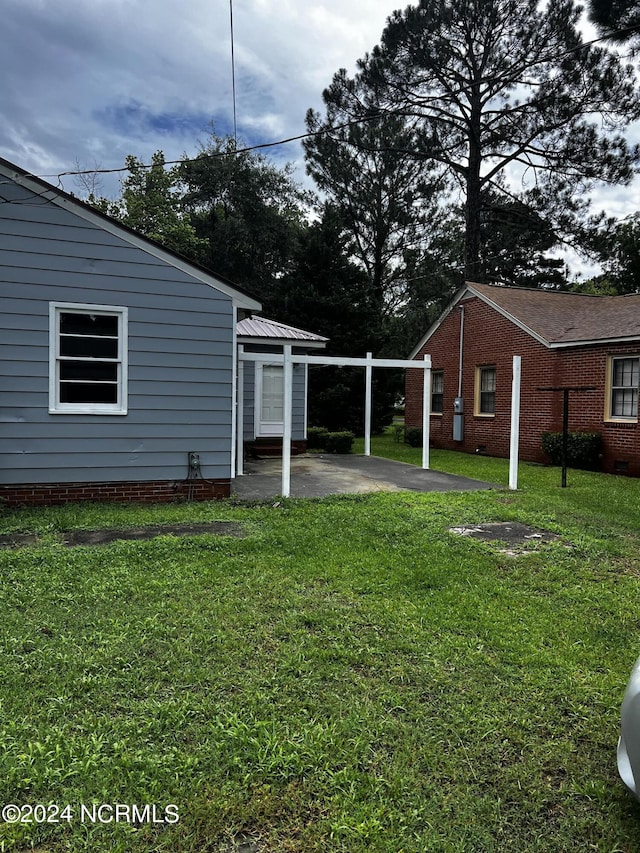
[49,302,128,414]
[475,366,496,415]
[609,356,639,421]
[431,371,444,414]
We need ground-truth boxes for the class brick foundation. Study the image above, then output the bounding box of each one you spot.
[0,478,231,506]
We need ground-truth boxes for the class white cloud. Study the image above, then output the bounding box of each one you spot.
[0,0,393,188]
[0,0,636,261]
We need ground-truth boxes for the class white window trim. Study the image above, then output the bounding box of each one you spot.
[254,362,284,437]
[605,354,639,423]
[49,301,128,415]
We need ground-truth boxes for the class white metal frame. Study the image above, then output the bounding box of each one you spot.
[237,348,432,496]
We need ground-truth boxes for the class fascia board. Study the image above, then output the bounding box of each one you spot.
[408,285,472,359]
[237,336,327,349]
[547,335,640,349]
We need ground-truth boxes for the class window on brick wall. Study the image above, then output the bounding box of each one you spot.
[431,371,443,414]
[475,366,496,416]
[607,356,639,421]
[49,302,128,415]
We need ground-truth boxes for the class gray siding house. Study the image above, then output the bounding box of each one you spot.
[0,156,323,504]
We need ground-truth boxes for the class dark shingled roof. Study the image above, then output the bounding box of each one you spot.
[466,282,640,346]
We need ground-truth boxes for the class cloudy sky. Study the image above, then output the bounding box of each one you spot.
[1,0,638,266]
[1,0,397,197]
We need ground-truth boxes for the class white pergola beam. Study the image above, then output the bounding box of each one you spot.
[238,351,430,370]
[236,346,245,477]
[422,353,430,470]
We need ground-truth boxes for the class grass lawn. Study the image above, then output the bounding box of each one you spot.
[1,444,640,851]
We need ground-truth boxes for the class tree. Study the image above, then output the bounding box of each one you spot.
[588,0,640,45]
[279,205,397,432]
[95,152,207,261]
[321,0,640,281]
[478,188,567,288]
[179,133,315,304]
[305,93,442,322]
[593,213,640,292]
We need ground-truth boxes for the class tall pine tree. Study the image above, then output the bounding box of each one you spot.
[314,0,640,281]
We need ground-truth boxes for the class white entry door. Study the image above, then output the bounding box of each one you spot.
[257,364,284,436]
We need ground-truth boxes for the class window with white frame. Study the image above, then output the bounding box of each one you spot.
[49,303,128,414]
[609,356,639,420]
[431,370,444,414]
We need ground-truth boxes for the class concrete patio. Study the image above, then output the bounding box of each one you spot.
[231,454,497,500]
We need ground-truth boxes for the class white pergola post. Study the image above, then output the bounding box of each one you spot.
[236,346,245,477]
[364,351,373,456]
[282,345,293,498]
[422,353,431,470]
[509,355,521,491]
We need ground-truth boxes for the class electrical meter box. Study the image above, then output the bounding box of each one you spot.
[453,397,464,441]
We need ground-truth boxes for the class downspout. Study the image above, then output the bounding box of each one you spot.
[231,304,238,480]
[458,304,465,398]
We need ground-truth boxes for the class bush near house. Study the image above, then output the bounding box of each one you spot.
[307,427,355,454]
[541,431,603,470]
[324,431,355,454]
[404,426,423,447]
[307,427,330,450]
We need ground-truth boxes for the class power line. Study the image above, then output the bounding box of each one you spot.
[229,0,238,147]
[34,22,640,186]
[40,114,387,182]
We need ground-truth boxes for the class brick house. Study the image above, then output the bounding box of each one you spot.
[405,282,640,475]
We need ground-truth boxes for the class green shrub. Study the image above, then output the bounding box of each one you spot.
[392,424,405,443]
[541,431,603,471]
[405,427,423,448]
[307,427,330,450]
[325,431,355,454]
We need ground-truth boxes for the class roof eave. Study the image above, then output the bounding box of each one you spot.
[237,335,327,349]
[0,158,262,312]
[548,335,640,349]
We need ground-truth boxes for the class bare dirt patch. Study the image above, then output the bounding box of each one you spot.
[62,522,246,546]
[449,521,562,555]
[0,533,41,549]
[0,522,245,549]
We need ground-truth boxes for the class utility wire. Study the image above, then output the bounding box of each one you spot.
[30,21,640,185]
[229,0,238,147]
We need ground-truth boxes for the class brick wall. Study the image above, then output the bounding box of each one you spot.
[0,478,231,506]
[406,295,640,475]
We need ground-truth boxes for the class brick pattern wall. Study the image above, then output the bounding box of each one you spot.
[406,295,640,475]
[0,478,231,506]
